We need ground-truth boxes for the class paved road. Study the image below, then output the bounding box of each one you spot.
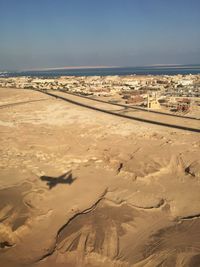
[37,89,200,133]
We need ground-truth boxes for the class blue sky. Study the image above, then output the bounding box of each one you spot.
[0,0,200,70]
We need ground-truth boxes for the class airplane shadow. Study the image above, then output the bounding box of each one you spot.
[40,170,76,189]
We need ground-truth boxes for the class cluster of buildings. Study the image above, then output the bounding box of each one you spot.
[0,74,199,113]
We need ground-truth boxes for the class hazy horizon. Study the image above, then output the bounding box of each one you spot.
[2,63,200,73]
[1,0,200,70]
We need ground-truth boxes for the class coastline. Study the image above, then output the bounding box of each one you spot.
[2,64,200,78]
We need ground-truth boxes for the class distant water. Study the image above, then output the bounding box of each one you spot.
[3,65,200,78]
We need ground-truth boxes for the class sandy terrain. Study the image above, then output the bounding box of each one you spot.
[0,88,200,267]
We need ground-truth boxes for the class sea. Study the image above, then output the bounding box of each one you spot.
[1,64,200,78]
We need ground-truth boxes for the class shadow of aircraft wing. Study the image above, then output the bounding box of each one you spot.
[58,170,72,179]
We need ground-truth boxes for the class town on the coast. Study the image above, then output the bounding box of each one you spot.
[1,74,199,116]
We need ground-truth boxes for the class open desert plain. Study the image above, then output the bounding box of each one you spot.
[0,86,200,267]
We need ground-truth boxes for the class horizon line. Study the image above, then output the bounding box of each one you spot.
[1,63,200,72]
[20,63,200,72]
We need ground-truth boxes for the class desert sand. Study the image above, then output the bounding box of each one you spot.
[0,88,200,267]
